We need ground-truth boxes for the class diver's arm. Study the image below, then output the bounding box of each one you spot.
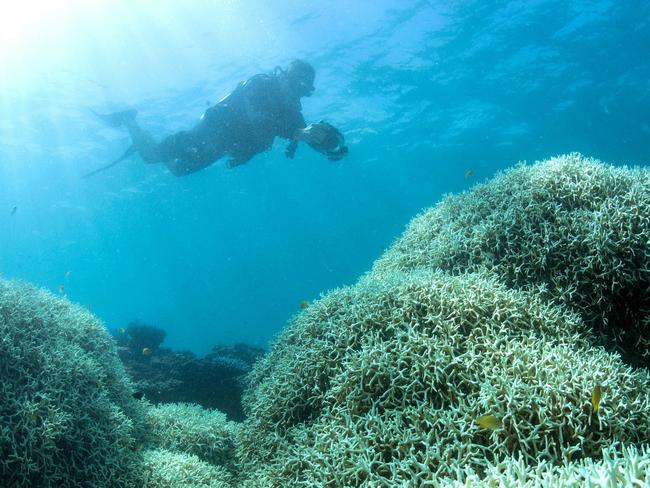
[284,112,308,159]
[285,125,317,158]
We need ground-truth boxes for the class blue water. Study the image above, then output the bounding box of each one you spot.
[1,1,648,354]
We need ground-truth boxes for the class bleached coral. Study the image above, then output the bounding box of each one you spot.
[372,153,650,361]
[146,403,240,474]
[142,448,234,488]
[238,154,650,486]
[0,279,148,487]
[453,444,650,487]
[240,270,650,485]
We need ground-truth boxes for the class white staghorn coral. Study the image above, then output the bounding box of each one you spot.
[237,154,650,486]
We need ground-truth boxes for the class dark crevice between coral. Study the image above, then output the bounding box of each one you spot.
[598,280,650,370]
[113,321,265,421]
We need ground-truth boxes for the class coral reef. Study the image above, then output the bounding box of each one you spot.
[3,154,648,486]
[0,280,148,487]
[236,154,650,486]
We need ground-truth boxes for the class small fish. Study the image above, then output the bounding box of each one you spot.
[132,391,144,400]
[117,326,126,334]
[89,325,97,332]
[475,414,502,430]
[11,206,17,215]
[299,300,310,310]
[65,271,72,279]
[142,347,152,356]
[592,385,602,413]
[464,169,474,180]
[58,284,65,295]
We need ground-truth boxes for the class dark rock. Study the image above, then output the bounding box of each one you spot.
[116,325,265,421]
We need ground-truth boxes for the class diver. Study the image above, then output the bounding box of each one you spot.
[87,60,348,177]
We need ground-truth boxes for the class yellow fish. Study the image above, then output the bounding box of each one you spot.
[142,347,152,356]
[117,327,126,334]
[299,300,310,310]
[592,385,602,413]
[475,414,502,430]
[464,169,474,180]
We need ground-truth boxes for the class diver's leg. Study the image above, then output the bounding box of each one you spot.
[95,109,161,163]
[94,109,138,128]
[157,123,225,177]
[122,119,161,164]
[165,156,221,177]
[160,134,223,176]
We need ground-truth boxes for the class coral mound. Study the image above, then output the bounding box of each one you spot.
[147,403,239,472]
[143,448,234,488]
[143,403,241,487]
[238,154,650,486]
[373,153,650,363]
[0,280,147,487]
[241,270,650,485]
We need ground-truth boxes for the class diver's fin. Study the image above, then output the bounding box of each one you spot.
[82,145,136,178]
[93,109,138,128]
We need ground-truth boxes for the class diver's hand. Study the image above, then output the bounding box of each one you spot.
[285,140,298,159]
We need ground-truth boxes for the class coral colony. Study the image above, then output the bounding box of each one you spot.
[1,154,649,486]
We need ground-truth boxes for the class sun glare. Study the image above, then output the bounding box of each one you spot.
[0,1,79,80]
[0,0,248,91]
[0,1,69,48]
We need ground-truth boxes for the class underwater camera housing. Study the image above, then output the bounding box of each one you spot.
[304,121,348,161]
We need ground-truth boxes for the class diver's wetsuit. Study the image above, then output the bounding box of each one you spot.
[156,74,307,176]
